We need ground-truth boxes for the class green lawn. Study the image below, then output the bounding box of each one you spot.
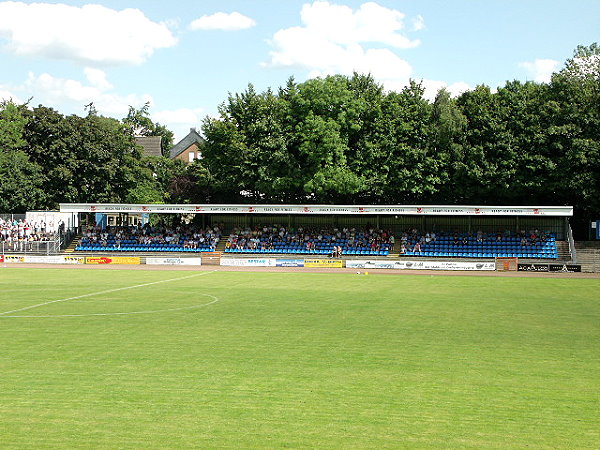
[0,268,598,448]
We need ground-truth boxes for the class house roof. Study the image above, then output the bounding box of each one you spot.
[135,136,163,157]
[169,128,205,159]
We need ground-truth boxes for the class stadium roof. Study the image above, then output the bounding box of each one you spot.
[59,204,573,216]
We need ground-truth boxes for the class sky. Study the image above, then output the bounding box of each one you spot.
[0,0,598,142]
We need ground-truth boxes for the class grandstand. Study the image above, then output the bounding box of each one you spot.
[75,225,221,253]
[400,230,558,259]
[61,203,572,262]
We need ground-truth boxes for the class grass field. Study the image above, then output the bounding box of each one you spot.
[0,268,598,448]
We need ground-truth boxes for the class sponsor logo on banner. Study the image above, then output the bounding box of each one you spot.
[0,255,3,263]
[347,260,395,269]
[61,203,573,217]
[518,263,549,272]
[2,255,84,264]
[4,255,25,263]
[304,259,343,268]
[221,258,274,267]
[347,260,496,271]
[146,257,202,266]
[276,259,305,267]
[548,264,581,273]
[518,263,582,273]
[64,256,85,264]
[86,256,140,265]
[21,256,63,264]
[112,256,141,265]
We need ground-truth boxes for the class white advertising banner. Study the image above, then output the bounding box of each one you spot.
[60,203,573,217]
[220,258,275,267]
[346,260,496,271]
[3,255,85,264]
[146,257,202,266]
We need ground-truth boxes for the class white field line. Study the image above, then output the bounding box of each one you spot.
[0,271,216,317]
[1,294,220,318]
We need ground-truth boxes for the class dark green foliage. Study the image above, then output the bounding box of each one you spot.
[0,45,598,235]
[0,101,183,211]
[200,46,599,235]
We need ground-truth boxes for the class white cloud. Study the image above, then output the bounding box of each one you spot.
[519,59,559,83]
[298,1,419,48]
[153,108,203,126]
[4,70,204,142]
[84,68,113,91]
[412,15,426,32]
[23,70,152,116]
[152,108,206,142]
[419,79,471,101]
[446,81,470,97]
[264,1,420,88]
[0,88,22,104]
[189,12,256,31]
[0,2,177,66]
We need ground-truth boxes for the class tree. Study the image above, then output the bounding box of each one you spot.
[0,150,47,212]
[428,88,467,203]
[378,81,439,203]
[22,106,146,207]
[548,43,600,232]
[0,101,47,212]
[123,102,175,156]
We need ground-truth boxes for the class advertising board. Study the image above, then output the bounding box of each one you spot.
[146,257,202,266]
[220,258,275,267]
[518,263,582,273]
[346,260,394,269]
[346,260,496,271]
[0,255,4,263]
[304,259,344,268]
[63,256,85,264]
[548,264,582,273]
[25,255,84,264]
[275,259,305,267]
[3,255,25,263]
[61,203,574,217]
[86,256,141,265]
[518,263,550,272]
[0,255,85,264]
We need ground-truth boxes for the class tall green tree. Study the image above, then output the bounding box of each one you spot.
[548,43,600,232]
[0,101,47,212]
[23,106,147,207]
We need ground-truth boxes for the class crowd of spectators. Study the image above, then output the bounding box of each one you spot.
[80,224,222,250]
[398,228,554,254]
[75,222,557,258]
[0,218,58,250]
[225,224,393,255]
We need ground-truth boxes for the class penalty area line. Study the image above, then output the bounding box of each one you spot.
[0,270,217,317]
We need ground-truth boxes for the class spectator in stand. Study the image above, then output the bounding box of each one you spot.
[0,218,55,250]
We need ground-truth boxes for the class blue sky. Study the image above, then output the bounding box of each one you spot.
[0,0,598,141]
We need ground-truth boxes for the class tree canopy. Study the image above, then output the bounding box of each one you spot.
[0,44,598,236]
